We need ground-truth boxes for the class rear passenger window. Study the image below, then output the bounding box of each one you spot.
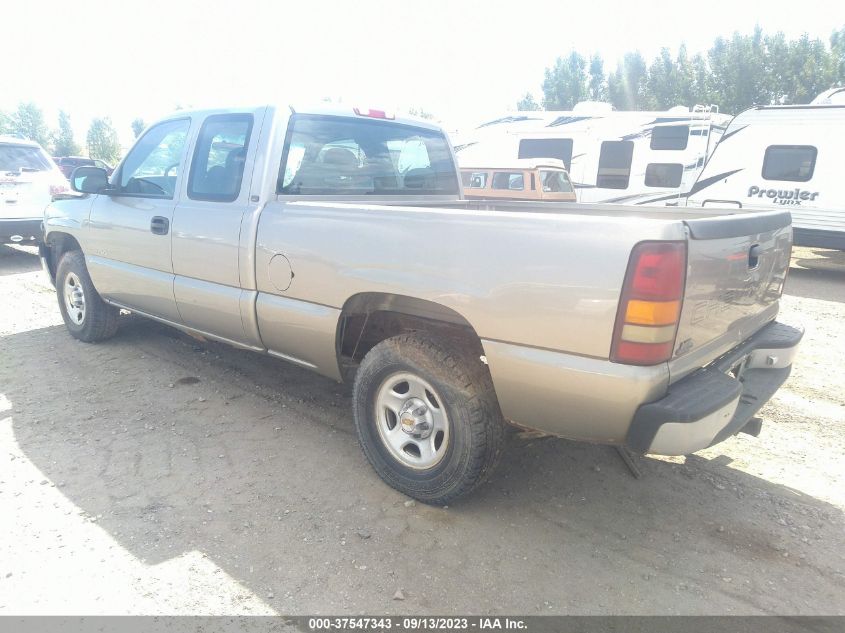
[188,114,253,202]
[645,163,683,188]
[762,145,817,182]
[518,138,573,170]
[596,141,633,189]
[491,172,524,190]
[650,125,689,150]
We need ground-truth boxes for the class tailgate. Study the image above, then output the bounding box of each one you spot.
[668,210,793,382]
[0,176,51,219]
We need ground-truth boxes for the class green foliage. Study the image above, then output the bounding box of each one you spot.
[588,54,606,101]
[516,92,542,111]
[832,27,845,81]
[8,102,50,148]
[542,51,589,109]
[86,117,121,164]
[131,118,146,138]
[607,51,652,110]
[531,24,845,113]
[52,110,81,156]
[646,47,699,109]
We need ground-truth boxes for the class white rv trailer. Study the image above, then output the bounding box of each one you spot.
[454,102,732,205]
[686,100,845,250]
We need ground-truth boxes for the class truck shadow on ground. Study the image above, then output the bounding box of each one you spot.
[0,244,41,277]
[786,248,845,303]
[3,318,844,614]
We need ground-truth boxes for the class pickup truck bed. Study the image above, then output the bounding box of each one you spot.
[253,199,799,447]
[41,104,802,503]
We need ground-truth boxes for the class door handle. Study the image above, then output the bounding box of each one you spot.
[150,216,169,235]
[748,244,760,269]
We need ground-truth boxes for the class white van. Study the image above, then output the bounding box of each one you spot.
[686,102,845,250]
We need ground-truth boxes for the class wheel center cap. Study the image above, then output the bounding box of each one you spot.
[398,398,432,439]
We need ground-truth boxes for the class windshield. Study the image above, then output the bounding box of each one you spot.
[278,115,458,196]
[0,144,52,172]
[540,169,573,193]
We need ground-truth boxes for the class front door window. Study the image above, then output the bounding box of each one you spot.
[118,119,191,198]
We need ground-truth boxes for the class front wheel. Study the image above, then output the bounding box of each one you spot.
[56,250,119,342]
[353,333,506,504]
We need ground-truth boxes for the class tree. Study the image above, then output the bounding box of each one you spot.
[688,52,714,106]
[131,118,146,138]
[782,34,834,103]
[516,92,542,111]
[542,51,589,109]
[0,110,9,135]
[519,23,845,114]
[607,51,651,110]
[52,110,81,156]
[587,54,606,101]
[706,28,771,112]
[8,102,50,148]
[86,117,121,164]
[832,26,845,84]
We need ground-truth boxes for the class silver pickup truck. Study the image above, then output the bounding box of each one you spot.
[41,105,802,504]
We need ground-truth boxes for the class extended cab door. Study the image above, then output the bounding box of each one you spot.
[170,109,266,347]
[86,117,192,322]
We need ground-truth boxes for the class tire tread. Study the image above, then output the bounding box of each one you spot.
[353,333,505,504]
[56,250,119,343]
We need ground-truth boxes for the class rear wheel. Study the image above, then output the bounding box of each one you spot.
[353,333,505,504]
[56,250,119,342]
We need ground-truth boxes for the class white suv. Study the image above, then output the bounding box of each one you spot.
[1,136,68,244]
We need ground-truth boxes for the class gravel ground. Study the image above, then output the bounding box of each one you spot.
[0,244,843,615]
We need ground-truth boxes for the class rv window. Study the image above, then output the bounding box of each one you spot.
[644,163,683,188]
[491,172,524,190]
[596,141,634,189]
[762,145,817,182]
[650,125,689,151]
[518,138,574,170]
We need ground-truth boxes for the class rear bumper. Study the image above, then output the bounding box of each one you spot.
[626,321,803,456]
[0,218,42,242]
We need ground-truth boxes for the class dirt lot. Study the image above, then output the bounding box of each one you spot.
[0,244,843,615]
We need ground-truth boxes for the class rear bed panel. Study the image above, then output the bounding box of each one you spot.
[668,211,792,382]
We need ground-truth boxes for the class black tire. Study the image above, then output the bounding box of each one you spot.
[353,333,506,504]
[56,250,119,342]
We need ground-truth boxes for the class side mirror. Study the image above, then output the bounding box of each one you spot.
[69,166,110,194]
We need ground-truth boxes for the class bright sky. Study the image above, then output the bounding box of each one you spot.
[1,0,840,147]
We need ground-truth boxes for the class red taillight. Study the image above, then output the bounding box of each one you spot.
[611,241,687,365]
[353,107,394,120]
[629,247,685,299]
